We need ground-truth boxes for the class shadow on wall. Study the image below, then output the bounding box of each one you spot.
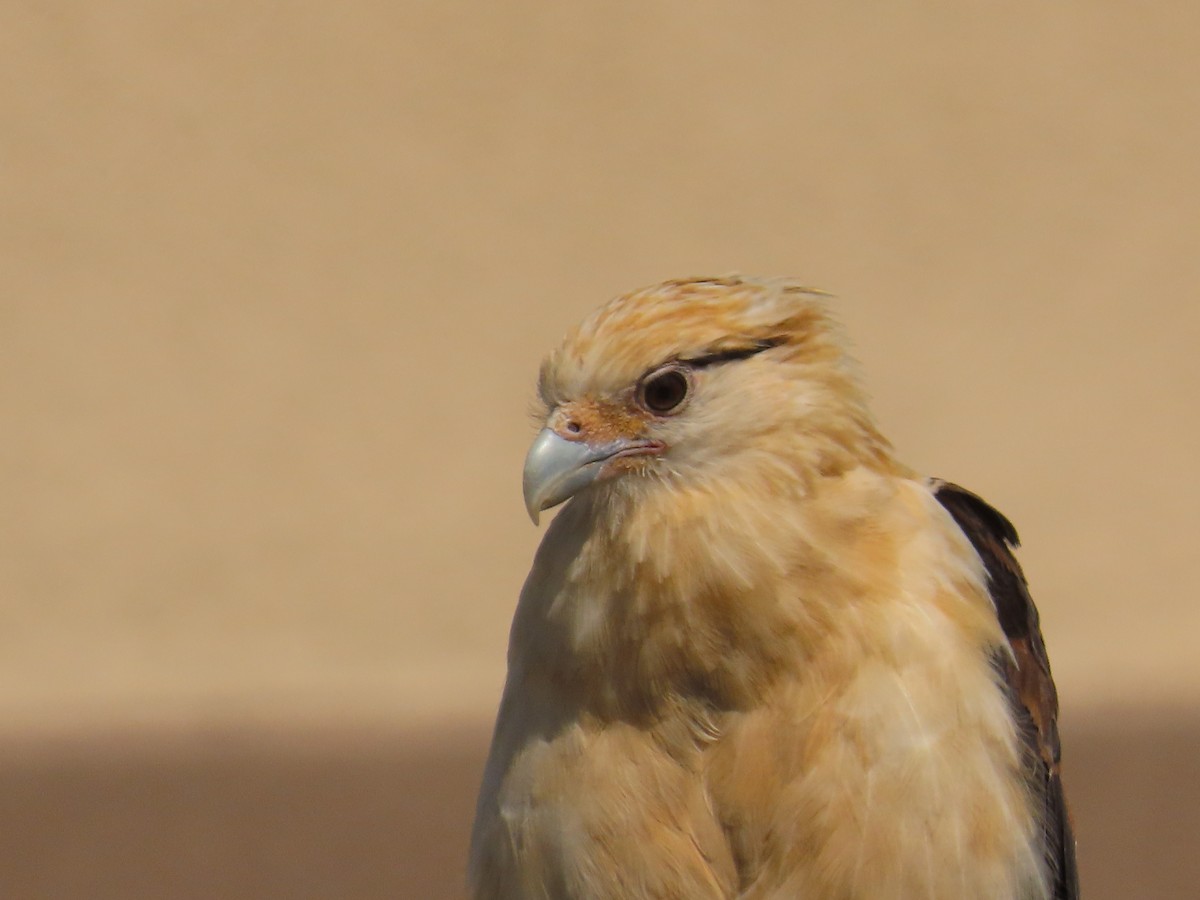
[0,710,1194,899]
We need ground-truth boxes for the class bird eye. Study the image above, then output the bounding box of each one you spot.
[639,368,690,415]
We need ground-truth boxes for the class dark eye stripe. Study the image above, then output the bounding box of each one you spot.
[681,338,782,369]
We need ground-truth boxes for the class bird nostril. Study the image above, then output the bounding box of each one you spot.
[565,420,582,435]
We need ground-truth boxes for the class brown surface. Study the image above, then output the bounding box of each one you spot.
[3,2,1199,896]
[0,712,1196,899]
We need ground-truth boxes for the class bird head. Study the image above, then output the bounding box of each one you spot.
[523,275,896,524]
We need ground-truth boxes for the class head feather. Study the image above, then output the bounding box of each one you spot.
[539,275,844,411]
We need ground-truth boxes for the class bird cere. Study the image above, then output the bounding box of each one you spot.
[470,276,1077,899]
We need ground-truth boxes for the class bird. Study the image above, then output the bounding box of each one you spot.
[469,275,1078,899]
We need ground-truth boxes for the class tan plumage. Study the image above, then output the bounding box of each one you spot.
[470,276,1076,899]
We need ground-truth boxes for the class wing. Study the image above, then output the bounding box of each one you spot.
[932,480,1080,900]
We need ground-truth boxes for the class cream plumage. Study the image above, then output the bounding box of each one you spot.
[470,276,1077,899]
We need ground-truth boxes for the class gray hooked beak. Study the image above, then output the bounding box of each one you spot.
[522,428,662,524]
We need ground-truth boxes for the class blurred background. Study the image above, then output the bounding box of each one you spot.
[2,2,1198,897]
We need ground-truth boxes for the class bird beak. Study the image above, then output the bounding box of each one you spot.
[522,428,661,524]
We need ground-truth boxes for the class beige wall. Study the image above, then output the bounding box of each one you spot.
[3,3,1198,897]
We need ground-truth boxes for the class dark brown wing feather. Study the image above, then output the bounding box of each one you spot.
[932,480,1080,899]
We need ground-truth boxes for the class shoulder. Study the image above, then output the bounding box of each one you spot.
[928,479,1080,899]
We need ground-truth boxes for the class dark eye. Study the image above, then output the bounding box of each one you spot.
[640,368,690,414]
